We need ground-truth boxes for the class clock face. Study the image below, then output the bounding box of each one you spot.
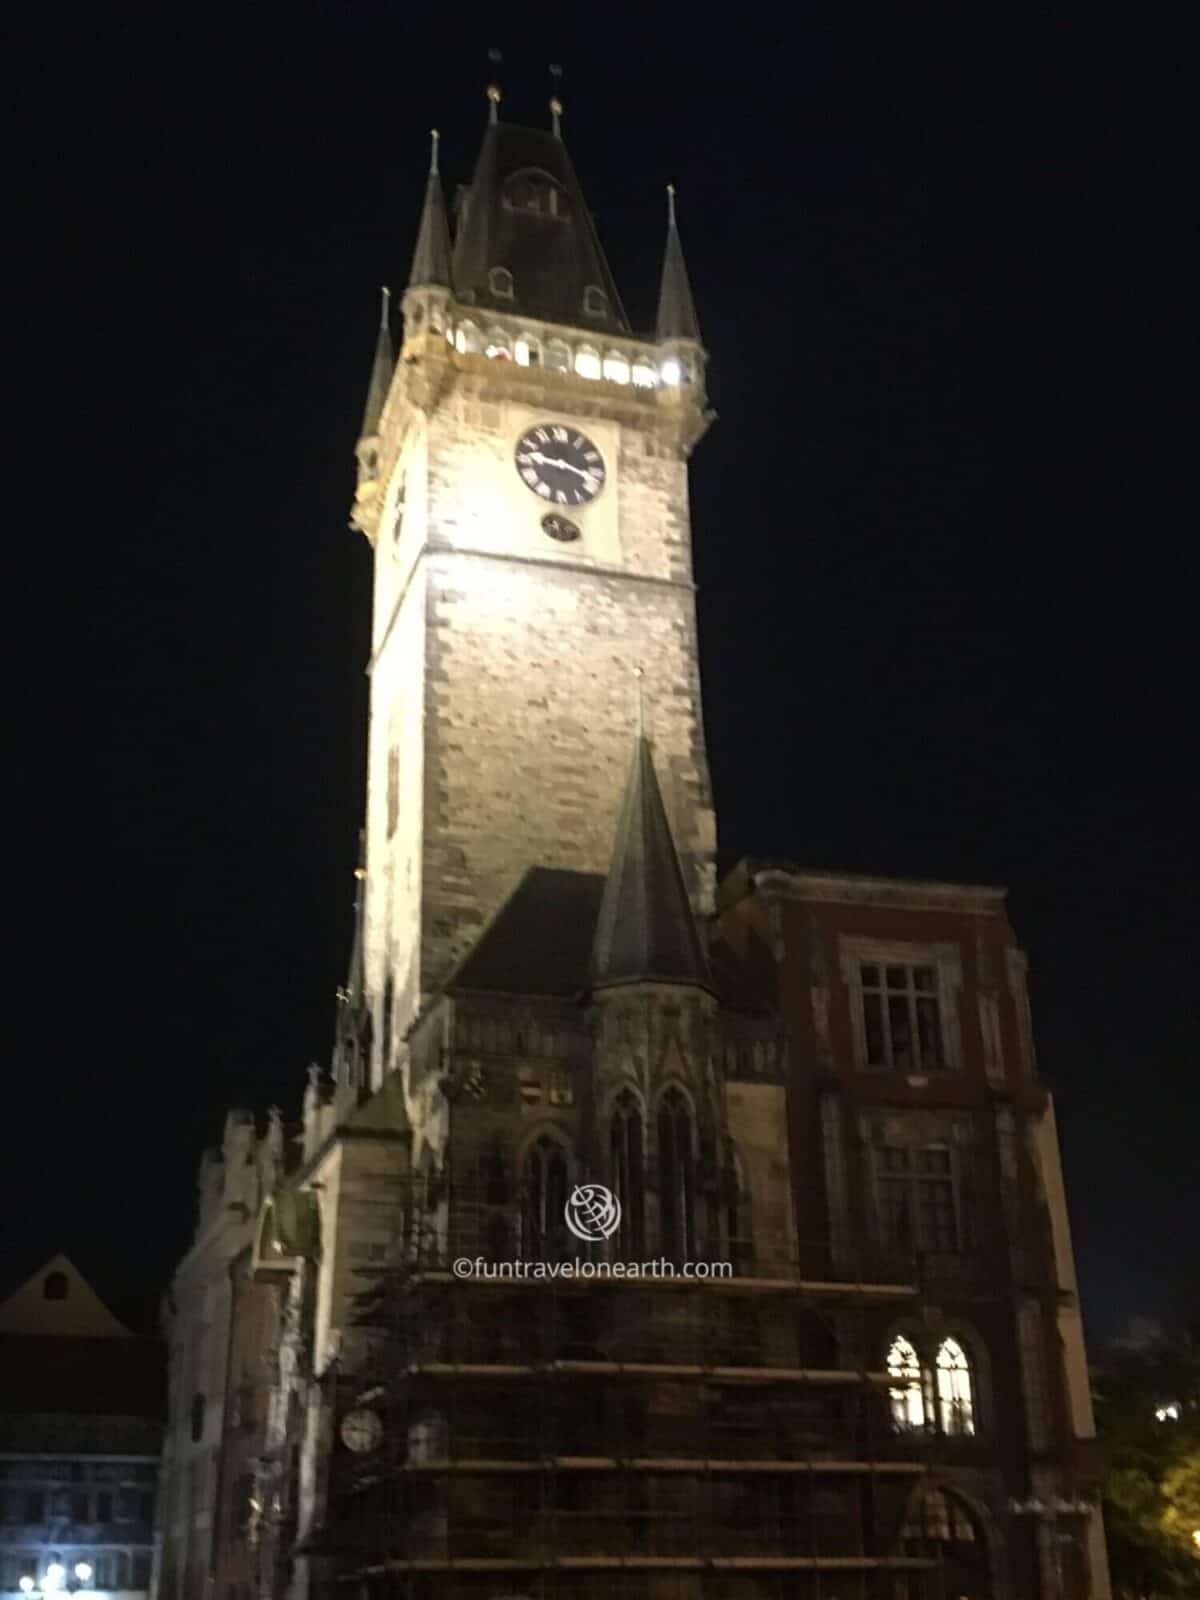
[340,1408,383,1454]
[514,423,606,508]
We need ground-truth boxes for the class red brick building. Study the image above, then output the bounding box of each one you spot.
[716,861,1110,1598]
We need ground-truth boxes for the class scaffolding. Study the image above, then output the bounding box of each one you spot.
[307,1182,957,1600]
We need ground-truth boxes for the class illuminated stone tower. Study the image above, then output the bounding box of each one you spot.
[351,98,716,1071]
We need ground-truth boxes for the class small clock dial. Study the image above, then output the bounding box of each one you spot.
[340,1408,383,1454]
[542,513,581,543]
[515,424,606,507]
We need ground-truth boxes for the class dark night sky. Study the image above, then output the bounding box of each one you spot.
[9,3,1198,1339]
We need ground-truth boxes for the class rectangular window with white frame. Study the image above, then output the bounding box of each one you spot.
[839,938,963,1074]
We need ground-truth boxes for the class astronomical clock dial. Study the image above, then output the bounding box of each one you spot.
[515,423,606,507]
[340,1407,383,1454]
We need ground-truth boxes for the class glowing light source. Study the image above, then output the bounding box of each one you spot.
[74,1564,94,1584]
[659,357,682,386]
[631,359,658,388]
[574,346,601,380]
[1155,1401,1181,1421]
[44,1564,65,1592]
[602,351,630,385]
[19,1578,34,1594]
[1191,1527,1200,1549]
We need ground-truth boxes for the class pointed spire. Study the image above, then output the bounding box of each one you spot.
[407,129,453,291]
[333,831,371,1098]
[655,183,701,344]
[549,63,564,139]
[359,285,393,437]
[590,737,712,993]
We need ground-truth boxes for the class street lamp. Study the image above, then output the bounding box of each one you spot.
[19,1580,35,1595]
[43,1564,66,1593]
[73,1565,93,1586]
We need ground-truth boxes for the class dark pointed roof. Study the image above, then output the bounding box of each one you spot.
[451,119,629,334]
[655,185,701,344]
[408,131,453,292]
[359,288,394,437]
[332,834,371,1096]
[590,739,712,992]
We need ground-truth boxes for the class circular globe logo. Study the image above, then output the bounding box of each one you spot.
[564,1183,622,1242]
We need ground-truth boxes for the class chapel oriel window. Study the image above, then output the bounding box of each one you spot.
[658,1086,696,1261]
[609,1089,645,1256]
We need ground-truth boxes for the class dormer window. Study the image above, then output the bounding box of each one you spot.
[583,285,608,319]
[502,169,569,219]
[488,266,514,301]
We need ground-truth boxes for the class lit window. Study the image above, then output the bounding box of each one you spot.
[454,321,482,355]
[860,962,945,1072]
[875,1144,959,1253]
[514,333,540,367]
[545,339,571,374]
[602,350,630,384]
[485,328,512,361]
[902,1488,977,1544]
[583,284,608,318]
[936,1337,976,1436]
[659,357,682,386]
[574,345,601,380]
[488,266,514,301]
[887,1335,928,1430]
[631,357,658,388]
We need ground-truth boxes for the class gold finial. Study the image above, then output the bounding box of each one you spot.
[378,284,390,329]
[429,127,440,175]
[549,63,563,137]
[486,82,501,123]
[354,865,366,881]
[666,183,677,226]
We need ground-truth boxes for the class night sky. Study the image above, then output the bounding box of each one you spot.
[10,3,1198,1340]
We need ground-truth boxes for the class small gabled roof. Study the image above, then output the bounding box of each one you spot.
[590,738,712,992]
[448,867,606,998]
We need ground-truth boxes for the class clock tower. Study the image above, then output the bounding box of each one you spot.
[351,97,716,1077]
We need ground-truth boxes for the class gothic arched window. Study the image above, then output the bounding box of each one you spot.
[936,1337,976,1436]
[523,1135,569,1260]
[574,344,601,380]
[544,339,571,374]
[609,1089,644,1255]
[886,1334,928,1431]
[658,1086,696,1261]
